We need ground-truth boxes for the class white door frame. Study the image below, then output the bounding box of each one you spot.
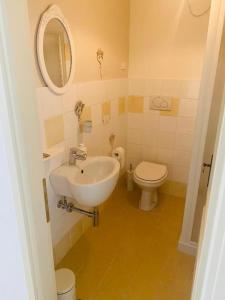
[179,0,225,255]
[0,1,57,299]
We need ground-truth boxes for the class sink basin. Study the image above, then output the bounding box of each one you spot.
[50,156,120,207]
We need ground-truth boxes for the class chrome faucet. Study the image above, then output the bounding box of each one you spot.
[69,147,87,165]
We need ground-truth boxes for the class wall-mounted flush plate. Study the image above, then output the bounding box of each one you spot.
[149,96,172,111]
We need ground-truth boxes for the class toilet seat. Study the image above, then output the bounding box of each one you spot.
[134,161,167,182]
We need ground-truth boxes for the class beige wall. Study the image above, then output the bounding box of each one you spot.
[129,0,210,79]
[27,0,129,86]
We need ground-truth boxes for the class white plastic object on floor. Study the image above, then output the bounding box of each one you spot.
[55,268,76,300]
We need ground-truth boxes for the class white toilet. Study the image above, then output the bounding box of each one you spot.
[133,161,168,211]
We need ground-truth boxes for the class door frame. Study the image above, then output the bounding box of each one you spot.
[179,0,225,255]
[0,0,57,299]
[2,0,225,299]
[191,81,225,299]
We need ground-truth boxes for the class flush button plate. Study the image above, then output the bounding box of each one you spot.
[149,96,172,111]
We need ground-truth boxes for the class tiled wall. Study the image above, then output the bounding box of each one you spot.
[36,79,128,256]
[36,77,200,263]
[127,78,200,184]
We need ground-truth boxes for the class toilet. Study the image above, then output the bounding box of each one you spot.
[133,161,168,211]
[55,268,76,300]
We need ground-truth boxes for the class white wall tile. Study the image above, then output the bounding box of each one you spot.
[179,99,198,117]
[172,165,189,183]
[157,148,174,165]
[151,79,163,94]
[161,80,182,97]
[177,117,195,133]
[92,104,102,126]
[127,128,143,144]
[111,99,118,118]
[173,150,191,167]
[141,145,157,162]
[144,112,159,129]
[158,131,176,149]
[180,80,200,99]
[63,111,79,140]
[142,128,158,147]
[127,113,143,129]
[175,132,193,152]
[62,84,77,113]
[36,87,62,119]
[159,116,177,132]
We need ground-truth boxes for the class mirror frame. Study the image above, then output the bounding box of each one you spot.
[37,5,75,95]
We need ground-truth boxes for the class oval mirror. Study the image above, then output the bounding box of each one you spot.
[37,5,75,94]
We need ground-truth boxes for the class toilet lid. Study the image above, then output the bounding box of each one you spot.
[55,268,75,295]
[135,161,167,181]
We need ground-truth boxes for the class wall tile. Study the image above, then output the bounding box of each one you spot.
[141,146,157,162]
[102,101,111,120]
[127,96,144,113]
[179,99,198,117]
[172,165,189,183]
[177,117,195,133]
[158,131,176,150]
[175,132,193,152]
[80,105,92,122]
[36,87,62,119]
[161,80,182,97]
[144,112,159,130]
[160,98,180,117]
[180,80,200,99]
[111,99,118,118]
[173,150,191,167]
[151,79,162,94]
[142,128,158,147]
[118,97,126,115]
[44,115,64,148]
[159,116,177,132]
[157,148,174,165]
[63,111,79,140]
[127,128,143,144]
[62,84,77,113]
[127,113,143,129]
[92,104,102,126]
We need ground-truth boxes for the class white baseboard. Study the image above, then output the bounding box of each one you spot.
[178,240,198,256]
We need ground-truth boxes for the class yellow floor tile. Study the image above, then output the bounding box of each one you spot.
[58,184,195,300]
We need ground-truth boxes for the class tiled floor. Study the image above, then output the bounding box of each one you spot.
[58,182,195,300]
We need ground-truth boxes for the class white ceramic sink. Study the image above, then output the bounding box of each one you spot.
[50,156,120,207]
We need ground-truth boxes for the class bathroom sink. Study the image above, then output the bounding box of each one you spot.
[50,156,120,207]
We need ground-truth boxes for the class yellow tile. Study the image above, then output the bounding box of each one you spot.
[102,101,111,119]
[44,115,64,148]
[160,97,180,116]
[159,180,171,195]
[127,96,144,113]
[58,179,194,300]
[159,180,187,198]
[118,97,126,115]
[80,105,92,122]
[170,181,187,198]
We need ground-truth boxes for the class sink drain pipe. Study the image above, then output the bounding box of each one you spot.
[57,197,99,226]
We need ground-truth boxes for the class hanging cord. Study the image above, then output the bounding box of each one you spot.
[96,49,104,80]
[187,0,210,17]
